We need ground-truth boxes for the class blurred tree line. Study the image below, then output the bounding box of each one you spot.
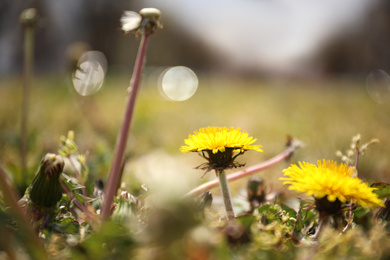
[318,0,390,77]
[0,0,216,77]
[1,0,390,78]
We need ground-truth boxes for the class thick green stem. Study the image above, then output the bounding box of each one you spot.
[313,212,328,239]
[217,169,235,221]
[21,26,34,174]
[101,34,150,219]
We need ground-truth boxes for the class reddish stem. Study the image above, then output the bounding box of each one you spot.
[67,156,91,214]
[183,145,297,198]
[60,181,96,222]
[101,34,150,219]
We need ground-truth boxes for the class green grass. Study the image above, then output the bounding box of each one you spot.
[1,74,390,259]
[1,75,389,192]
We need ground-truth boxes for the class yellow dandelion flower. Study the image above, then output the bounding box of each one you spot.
[280,160,384,209]
[180,127,263,173]
[180,127,263,154]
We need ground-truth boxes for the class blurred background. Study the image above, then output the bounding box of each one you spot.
[1,0,390,78]
[1,0,390,196]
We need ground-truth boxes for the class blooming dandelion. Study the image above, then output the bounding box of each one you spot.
[181,127,263,173]
[280,160,384,212]
[181,127,263,220]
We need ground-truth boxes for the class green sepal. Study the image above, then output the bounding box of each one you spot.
[28,153,64,207]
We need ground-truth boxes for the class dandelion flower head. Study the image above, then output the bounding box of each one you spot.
[180,127,263,173]
[180,127,263,154]
[280,160,384,209]
[121,8,162,35]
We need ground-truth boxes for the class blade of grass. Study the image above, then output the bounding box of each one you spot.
[0,165,47,259]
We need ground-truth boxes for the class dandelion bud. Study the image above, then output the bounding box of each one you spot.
[194,192,213,213]
[29,153,64,207]
[247,176,266,209]
[112,191,140,223]
[19,8,39,28]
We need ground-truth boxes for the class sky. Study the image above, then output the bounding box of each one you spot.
[139,0,379,75]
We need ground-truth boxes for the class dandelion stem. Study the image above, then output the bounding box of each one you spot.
[217,169,235,220]
[101,33,150,219]
[354,148,360,170]
[184,142,300,198]
[21,25,34,175]
[313,212,328,239]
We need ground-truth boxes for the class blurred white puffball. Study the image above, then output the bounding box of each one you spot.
[158,66,198,101]
[366,69,390,104]
[72,51,107,96]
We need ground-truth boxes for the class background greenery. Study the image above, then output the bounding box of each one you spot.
[1,75,389,196]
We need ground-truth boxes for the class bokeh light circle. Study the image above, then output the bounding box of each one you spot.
[159,66,198,101]
[72,51,107,96]
[366,69,390,104]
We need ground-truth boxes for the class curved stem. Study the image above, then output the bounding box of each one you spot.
[101,34,150,220]
[184,143,300,198]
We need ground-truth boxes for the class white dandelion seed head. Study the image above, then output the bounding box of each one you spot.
[139,8,161,19]
[121,10,142,32]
